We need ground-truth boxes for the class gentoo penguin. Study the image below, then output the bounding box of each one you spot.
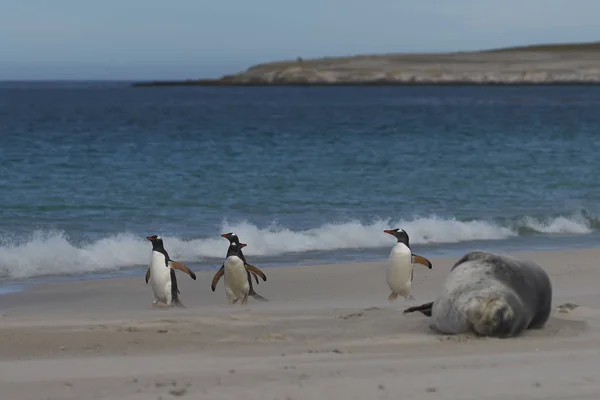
[211,234,267,304]
[211,232,268,302]
[210,232,269,301]
[144,235,196,308]
[383,228,433,301]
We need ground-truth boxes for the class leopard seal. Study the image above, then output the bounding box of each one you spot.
[403,251,552,338]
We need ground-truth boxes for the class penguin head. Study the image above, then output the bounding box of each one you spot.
[146,235,164,250]
[383,228,409,247]
[221,232,240,244]
[226,241,247,257]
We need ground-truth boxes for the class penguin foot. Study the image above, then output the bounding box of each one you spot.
[241,294,249,305]
[388,292,399,302]
[152,302,170,309]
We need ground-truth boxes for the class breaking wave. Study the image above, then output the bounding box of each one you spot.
[0,212,597,279]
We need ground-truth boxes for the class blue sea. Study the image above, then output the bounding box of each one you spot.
[1,82,600,293]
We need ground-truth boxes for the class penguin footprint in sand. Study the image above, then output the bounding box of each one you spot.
[145,235,196,308]
[384,228,432,302]
[211,232,268,304]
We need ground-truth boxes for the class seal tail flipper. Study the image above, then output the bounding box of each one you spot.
[168,261,196,280]
[211,265,225,291]
[145,267,151,284]
[412,254,433,269]
[403,301,434,317]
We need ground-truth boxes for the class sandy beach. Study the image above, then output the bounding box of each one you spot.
[1,248,599,399]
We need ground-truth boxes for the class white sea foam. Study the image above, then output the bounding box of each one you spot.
[0,214,594,279]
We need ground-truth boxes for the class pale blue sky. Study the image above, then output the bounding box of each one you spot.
[1,0,599,80]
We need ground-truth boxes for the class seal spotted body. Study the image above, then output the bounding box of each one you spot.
[404,251,552,338]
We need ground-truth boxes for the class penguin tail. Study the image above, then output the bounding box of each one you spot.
[249,289,269,302]
[173,299,187,308]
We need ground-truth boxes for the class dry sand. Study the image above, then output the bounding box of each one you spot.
[1,248,600,399]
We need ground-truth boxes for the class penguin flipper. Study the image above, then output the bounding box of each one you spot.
[249,270,260,285]
[211,265,225,292]
[170,268,182,307]
[412,254,433,269]
[145,268,151,284]
[245,264,267,282]
[403,301,434,317]
[168,261,197,280]
[246,270,268,301]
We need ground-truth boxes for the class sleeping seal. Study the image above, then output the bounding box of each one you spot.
[403,251,552,338]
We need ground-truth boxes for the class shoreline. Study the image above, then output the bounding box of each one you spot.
[2,236,600,296]
[1,247,600,398]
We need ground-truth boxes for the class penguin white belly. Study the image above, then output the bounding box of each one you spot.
[149,252,172,304]
[386,243,413,298]
[224,256,249,301]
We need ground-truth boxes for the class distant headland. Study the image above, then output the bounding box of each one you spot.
[132,41,600,87]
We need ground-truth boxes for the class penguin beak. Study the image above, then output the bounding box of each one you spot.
[146,236,154,241]
[221,233,230,239]
[240,243,247,248]
[383,230,395,236]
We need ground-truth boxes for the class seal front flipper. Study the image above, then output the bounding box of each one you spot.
[412,254,433,269]
[403,301,434,317]
[145,267,151,284]
[211,265,225,291]
[245,264,267,282]
[168,261,197,280]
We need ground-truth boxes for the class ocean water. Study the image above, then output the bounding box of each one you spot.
[1,82,600,291]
